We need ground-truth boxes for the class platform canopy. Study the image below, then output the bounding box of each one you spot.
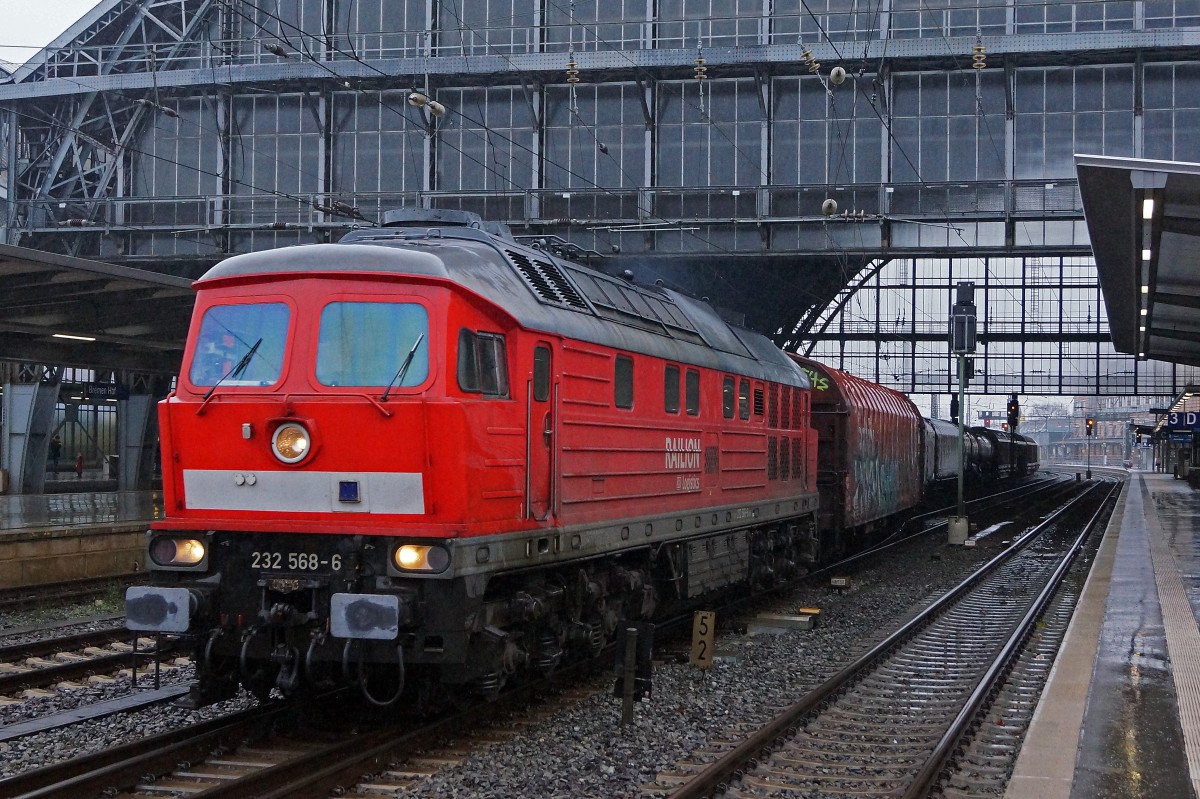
[0,243,193,373]
[1077,154,1200,368]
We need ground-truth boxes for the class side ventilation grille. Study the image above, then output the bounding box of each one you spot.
[506,249,589,309]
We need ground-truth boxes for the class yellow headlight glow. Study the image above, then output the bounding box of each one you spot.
[393,544,451,573]
[149,537,207,566]
[272,423,311,464]
[397,545,425,568]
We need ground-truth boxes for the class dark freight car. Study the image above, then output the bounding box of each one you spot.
[970,427,1038,479]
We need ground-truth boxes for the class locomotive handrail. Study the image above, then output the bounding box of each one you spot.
[281,392,394,418]
[195,391,394,418]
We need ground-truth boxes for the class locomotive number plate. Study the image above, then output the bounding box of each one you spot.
[251,551,343,572]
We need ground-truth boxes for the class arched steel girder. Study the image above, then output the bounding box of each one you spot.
[791,257,892,355]
[9,0,215,251]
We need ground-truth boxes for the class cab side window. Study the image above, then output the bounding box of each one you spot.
[457,329,510,397]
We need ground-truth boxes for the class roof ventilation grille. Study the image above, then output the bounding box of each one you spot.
[506,249,588,309]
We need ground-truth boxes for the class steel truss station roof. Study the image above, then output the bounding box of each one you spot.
[0,243,193,374]
[1077,154,1200,369]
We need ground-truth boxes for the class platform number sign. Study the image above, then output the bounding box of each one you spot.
[691,610,716,670]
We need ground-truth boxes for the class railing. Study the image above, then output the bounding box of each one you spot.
[5,179,1086,235]
[24,6,1198,79]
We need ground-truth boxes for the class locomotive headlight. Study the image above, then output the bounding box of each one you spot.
[149,536,207,567]
[272,423,310,464]
[393,544,451,573]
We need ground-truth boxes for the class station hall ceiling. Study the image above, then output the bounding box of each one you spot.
[0,243,193,374]
[1077,154,1200,369]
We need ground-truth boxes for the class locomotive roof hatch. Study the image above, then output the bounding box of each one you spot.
[198,218,809,388]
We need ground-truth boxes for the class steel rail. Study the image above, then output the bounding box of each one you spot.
[806,473,1076,581]
[666,477,1113,799]
[0,574,141,613]
[0,638,179,696]
[0,704,288,799]
[0,627,128,661]
[902,478,1120,797]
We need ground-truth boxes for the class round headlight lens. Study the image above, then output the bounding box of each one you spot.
[393,544,451,573]
[272,423,310,464]
[396,545,425,569]
[149,537,206,566]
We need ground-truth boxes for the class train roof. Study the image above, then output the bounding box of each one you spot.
[198,226,808,387]
[786,354,921,421]
[969,426,1035,446]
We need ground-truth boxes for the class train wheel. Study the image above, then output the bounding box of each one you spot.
[187,629,240,706]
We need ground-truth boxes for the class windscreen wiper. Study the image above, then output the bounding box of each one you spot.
[196,338,263,415]
[381,334,425,402]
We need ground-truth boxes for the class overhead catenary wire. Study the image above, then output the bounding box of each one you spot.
[231,0,736,257]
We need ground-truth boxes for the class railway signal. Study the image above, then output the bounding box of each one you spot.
[1007,394,1020,479]
[1085,418,1095,479]
[948,282,976,545]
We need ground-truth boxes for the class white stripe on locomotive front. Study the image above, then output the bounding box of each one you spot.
[183,470,425,514]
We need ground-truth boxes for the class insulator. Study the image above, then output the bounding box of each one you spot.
[566,59,580,84]
[408,91,446,117]
[694,57,707,80]
[803,48,820,74]
[972,43,986,69]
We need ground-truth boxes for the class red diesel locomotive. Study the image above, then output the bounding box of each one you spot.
[127,209,822,706]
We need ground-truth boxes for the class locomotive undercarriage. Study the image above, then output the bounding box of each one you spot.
[165,515,817,709]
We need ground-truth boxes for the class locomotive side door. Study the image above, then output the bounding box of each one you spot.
[527,343,555,520]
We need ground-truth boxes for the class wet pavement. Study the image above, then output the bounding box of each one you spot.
[0,490,161,531]
[1069,475,1193,799]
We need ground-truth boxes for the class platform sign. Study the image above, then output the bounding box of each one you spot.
[690,610,716,670]
[84,382,130,400]
[1166,411,1200,429]
[1171,431,1193,443]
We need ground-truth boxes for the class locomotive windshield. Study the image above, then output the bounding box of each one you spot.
[316,302,430,387]
[189,303,289,387]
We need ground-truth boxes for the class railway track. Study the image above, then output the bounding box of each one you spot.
[1,667,608,799]
[656,477,1118,799]
[0,574,141,615]
[0,478,1083,798]
[0,628,181,697]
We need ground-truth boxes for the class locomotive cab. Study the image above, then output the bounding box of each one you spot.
[129,213,822,707]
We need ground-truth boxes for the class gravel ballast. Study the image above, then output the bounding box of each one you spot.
[0,532,1005,794]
